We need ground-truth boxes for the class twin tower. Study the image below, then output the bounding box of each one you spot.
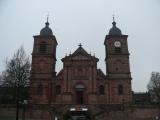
[30,19,132,105]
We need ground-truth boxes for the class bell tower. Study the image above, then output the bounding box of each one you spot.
[30,19,57,104]
[104,18,132,103]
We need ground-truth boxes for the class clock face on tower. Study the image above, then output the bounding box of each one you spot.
[114,41,121,47]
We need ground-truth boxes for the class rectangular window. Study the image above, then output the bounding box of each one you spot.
[115,47,121,53]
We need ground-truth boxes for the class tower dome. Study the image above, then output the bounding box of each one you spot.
[40,21,53,36]
[109,20,122,35]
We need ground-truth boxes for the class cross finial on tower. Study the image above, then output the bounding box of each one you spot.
[112,14,115,22]
[47,12,49,23]
[112,14,116,26]
[78,43,82,47]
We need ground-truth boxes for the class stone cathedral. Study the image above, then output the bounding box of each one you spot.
[29,19,132,120]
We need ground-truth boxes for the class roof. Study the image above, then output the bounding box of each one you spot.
[109,21,122,35]
[40,21,53,36]
[97,69,106,78]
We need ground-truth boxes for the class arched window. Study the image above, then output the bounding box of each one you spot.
[37,84,43,96]
[39,42,47,53]
[118,84,123,95]
[56,85,61,94]
[99,85,105,95]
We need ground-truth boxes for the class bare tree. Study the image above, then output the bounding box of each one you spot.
[2,46,30,87]
[0,73,3,86]
[1,46,30,120]
[147,72,160,103]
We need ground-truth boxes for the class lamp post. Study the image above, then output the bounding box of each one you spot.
[16,84,19,120]
[155,116,160,120]
[22,100,28,120]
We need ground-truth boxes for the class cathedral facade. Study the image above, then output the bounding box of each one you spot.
[29,19,132,120]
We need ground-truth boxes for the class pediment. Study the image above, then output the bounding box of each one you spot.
[69,54,92,60]
[62,46,99,62]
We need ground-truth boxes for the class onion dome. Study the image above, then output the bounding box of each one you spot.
[40,20,53,36]
[109,19,122,35]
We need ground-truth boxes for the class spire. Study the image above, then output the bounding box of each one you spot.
[108,15,122,35]
[40,14,53,36]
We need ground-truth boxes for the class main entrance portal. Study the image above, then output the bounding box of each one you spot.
[75,84,85,104]
[76,91,84,104]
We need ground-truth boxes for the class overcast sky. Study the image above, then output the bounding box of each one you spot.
[0,0,160,92]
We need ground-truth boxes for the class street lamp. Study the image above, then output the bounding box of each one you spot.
[155,116,159,120]
[22,100,28,120]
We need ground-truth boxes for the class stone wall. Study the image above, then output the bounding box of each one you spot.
[0,104,160,120]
